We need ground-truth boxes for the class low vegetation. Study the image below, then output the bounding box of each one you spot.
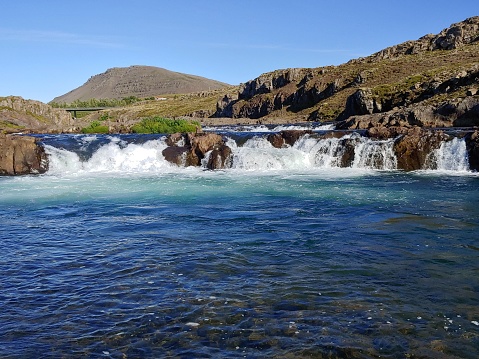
[51,96,150,109]
[81,120,109,134]
[131,117,200,134]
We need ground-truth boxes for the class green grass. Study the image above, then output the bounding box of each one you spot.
[81,120,109,134]
[131,116,200,134]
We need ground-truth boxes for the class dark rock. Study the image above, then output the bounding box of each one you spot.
[393,127,449,171]
[0,134,48,175]
[267,130,311,148]
[338,137,360,167]
[336,96,479,130]
[207,144,233,170]
[343,88,376,117]
[465,131,479,171]
[162,132,231,169]
[162,146,197,167]
[453,98,479,127]
[215,94,238,118]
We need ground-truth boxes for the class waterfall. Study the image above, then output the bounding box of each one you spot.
[40,131,473,175]
[351,137,397,170]
[425,137,470,172]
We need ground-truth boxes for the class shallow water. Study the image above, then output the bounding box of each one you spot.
[1,133,479,358]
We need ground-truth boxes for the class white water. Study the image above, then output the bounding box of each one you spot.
[425,137,470,172]
[43,133,472,175]
[203,123,335,133]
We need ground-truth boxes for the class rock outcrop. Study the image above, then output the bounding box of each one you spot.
[336,96,479,130]
[0,134,48,175]
[0,96,73,133]
[162,132,232,169]
[370,16,479,60]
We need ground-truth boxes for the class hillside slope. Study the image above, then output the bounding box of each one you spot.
[51,66,230,103]
[213,16,479,127]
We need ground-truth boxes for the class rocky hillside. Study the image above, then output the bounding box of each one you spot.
[51,66,230,103]
[214,16,479,128]
[0,96,73,133]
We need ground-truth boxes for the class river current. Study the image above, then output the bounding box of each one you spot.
[1,126,478,358]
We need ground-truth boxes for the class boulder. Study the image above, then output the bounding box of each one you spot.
[0,134,48,175]
[162,146,197,167]
[393,127,448,171]
[162,132,232,169]
[188,132,224,159]
[207,144,233,170]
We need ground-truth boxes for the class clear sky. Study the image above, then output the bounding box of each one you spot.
[0,0,477,103]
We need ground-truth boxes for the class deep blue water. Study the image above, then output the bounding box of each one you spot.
[1,133,479,358]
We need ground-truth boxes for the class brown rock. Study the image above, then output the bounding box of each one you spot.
[267,130,311,148]
[187,132,224,158]
[0,134,48,175]
[207,144,233,170]
[393,127,449,171]
[162,146,197,167]
[162,132,231,169]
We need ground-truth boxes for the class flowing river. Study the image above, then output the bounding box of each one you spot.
[1,126,478,358]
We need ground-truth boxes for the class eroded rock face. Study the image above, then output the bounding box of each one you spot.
[162,132,232,169]
[393,127,449,171]
[0,134,48,175]
[336,96,479,130]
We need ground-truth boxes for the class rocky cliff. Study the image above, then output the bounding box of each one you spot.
[213,16,479,128]
[0,96,73,133]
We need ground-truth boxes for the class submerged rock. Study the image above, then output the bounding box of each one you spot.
[0,134,48,175]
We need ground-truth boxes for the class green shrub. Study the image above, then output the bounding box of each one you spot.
[81,120,109,134]
[131,117,200,134]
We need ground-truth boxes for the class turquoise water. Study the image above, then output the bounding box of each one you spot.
[1,134,479,358]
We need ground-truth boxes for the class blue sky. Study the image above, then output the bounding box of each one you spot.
[0,0,477,103]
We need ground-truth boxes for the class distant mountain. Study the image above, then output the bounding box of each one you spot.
[51,66,230,103]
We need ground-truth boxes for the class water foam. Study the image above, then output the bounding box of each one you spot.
[426,137,470,172]
[45,138,172,176]
[42,133,473,176]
